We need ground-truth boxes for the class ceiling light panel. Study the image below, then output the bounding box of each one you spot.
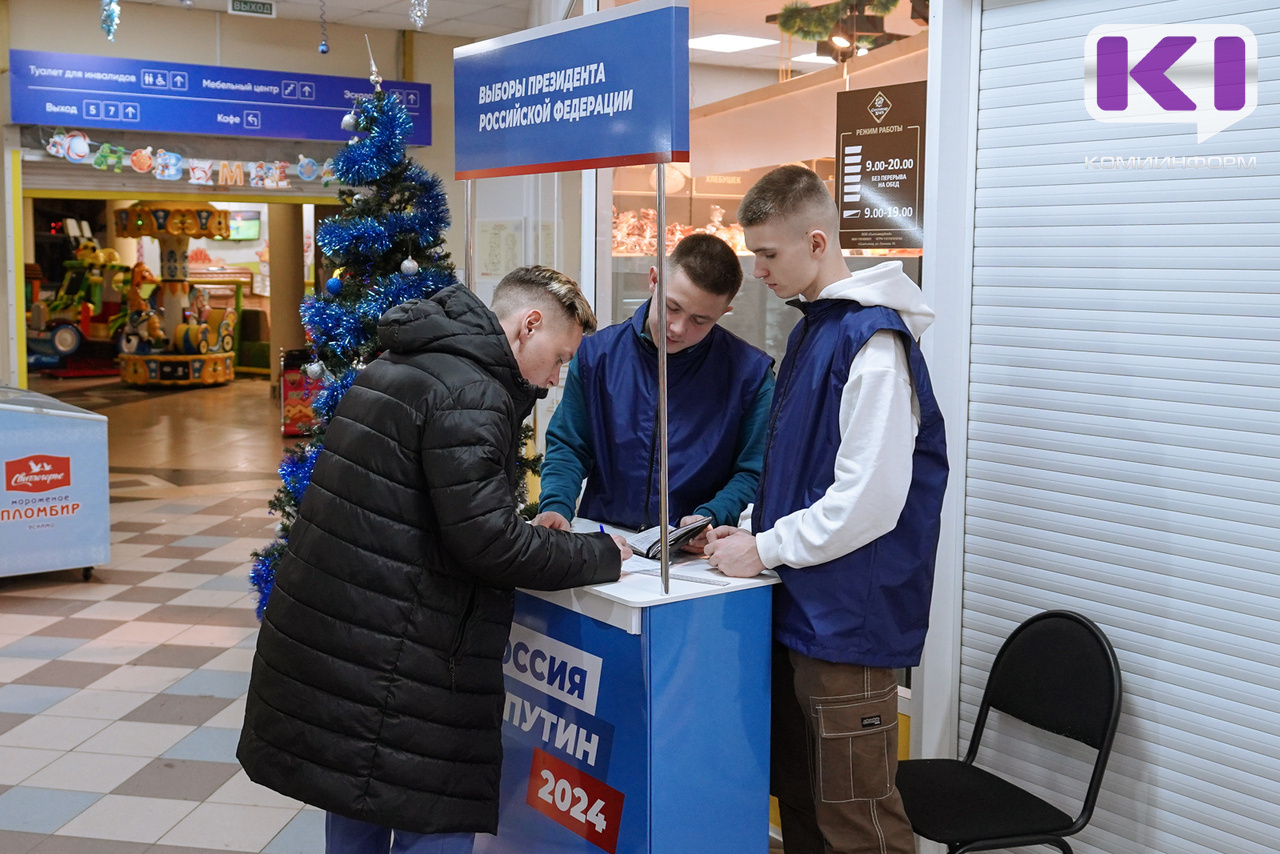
[791,53,837,65]
[688,34,779,53]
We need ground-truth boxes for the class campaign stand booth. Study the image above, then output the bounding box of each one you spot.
[0,387,109,579]
[493,524,776,854]
[455,3,778,852]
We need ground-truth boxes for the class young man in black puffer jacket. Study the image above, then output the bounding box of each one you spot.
[238,267,630,854]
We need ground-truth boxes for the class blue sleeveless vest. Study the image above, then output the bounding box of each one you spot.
[576,301,773,530]
[753,300,948,668]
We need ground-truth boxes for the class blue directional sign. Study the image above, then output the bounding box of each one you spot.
[453,0,688,179]
[10,49,431,145]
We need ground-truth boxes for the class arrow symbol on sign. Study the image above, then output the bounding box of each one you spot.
[1130,36,1197,110]
[125,106,137,117]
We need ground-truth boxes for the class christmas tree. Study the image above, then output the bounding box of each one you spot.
[249,80,455,617]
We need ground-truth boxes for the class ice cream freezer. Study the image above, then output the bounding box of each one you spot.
[0,386,110,578]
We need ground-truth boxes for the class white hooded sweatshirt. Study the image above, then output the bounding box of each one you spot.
[754,261,936,570]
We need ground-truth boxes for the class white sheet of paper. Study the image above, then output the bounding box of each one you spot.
[621,553,660,573]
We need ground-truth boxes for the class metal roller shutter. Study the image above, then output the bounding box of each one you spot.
[963,1,1280,851]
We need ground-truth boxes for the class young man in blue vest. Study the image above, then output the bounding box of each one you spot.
[533,233,774,545]
[704,165,948,854]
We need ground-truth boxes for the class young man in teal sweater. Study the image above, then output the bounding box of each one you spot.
[533,233,774,548]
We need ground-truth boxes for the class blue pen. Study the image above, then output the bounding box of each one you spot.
[599,524,605,534]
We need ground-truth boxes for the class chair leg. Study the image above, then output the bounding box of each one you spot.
[952,840,1071,854]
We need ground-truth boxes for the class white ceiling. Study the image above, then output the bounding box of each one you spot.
[127,0,536,40]
[132,0,925,70]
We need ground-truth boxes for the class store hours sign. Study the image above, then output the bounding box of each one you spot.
[836,81,926,250]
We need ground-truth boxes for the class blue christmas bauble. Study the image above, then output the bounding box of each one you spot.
[326,276,342,295]
[318,40,329,54]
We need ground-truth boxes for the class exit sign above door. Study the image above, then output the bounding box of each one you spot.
[228,0,275,18]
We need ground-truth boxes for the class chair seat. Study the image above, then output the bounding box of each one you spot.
[897,758,1074,845]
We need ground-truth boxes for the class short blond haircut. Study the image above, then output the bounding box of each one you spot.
[491,265,598,334]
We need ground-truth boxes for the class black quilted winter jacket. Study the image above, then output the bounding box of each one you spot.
[237,286,620,835]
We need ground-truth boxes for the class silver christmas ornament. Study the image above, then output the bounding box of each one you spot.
[400,258,419,276]
[341,111,358,132]
[305,362,325,379]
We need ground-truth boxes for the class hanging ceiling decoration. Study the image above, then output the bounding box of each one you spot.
[775,0,897,42]
[101,0,121,40]
[318,0,330,53]
[410,0,429,30]
[772,0,921,61]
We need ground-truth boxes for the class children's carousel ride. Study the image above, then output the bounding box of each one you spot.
[113,200,240,387]
[26,241,133,369]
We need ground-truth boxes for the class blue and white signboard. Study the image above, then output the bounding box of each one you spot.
[9,49,431,145]
[453,0,688,179]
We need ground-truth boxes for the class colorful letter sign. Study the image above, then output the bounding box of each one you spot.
[453,0,689,179]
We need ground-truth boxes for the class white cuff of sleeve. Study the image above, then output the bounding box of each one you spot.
[754,529,784,570]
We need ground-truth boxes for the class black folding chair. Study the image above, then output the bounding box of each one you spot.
[896,610,1123,854]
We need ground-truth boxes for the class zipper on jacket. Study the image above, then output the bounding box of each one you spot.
[448,586,477,694]
[641,411,661,529]
[758,310,812,511]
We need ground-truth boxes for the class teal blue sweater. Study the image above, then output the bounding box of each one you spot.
[539,346,775,529]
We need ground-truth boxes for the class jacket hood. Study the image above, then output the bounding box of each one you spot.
[377,285,545,402]
[815,261,934,339]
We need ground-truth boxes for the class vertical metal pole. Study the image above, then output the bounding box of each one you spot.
[655,165,669,594]
[553,172,561,273]
[463,178,476,289]
[580,169,598,309]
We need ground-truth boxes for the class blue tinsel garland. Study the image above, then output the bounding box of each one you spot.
[316,215,394,262]
[331,93,413,186]
[248,541,286,619]
[279,445,321,505]
[300,296,366,355]
[311,368,358,422]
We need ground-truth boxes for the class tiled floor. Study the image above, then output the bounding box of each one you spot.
[1,377,321,853]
